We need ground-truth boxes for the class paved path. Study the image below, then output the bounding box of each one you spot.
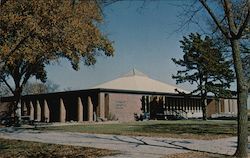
[0,127,246,158]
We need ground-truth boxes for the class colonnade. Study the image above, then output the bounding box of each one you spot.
[22,95,104,123]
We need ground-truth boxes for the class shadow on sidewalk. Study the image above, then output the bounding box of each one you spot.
[77,133,237,157]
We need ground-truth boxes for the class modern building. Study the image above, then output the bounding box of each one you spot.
[0,69,238,122]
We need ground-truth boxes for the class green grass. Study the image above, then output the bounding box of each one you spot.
[38,120,246,140]
[0,138,117,158]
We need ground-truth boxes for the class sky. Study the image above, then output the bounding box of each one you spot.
[45,1,204,92]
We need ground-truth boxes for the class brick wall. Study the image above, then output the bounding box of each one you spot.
[207,99,216,117]
[108,93,142,122]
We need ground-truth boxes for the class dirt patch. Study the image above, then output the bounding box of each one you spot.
[164,152,235,158]
[0,138,118,158]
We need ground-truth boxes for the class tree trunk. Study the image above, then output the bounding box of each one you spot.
[13,87,22,126]
[200,82,208,120]
[201,93,208,120]
[231,39,248,158]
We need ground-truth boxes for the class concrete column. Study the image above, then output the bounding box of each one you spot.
[230,99,236,114]
[44,99,50,122]
[164,96,167,110]
[77,97,83,122]
[98,93,105,119]
[233,100,237,114]
[189,99,192,112]
[177,99,180,110]
[162,96,165,109]
[167,98,170,111]
[88,96,93,122]
[224,99,229,113]
[105,94,109,118]
[146,96,150,113]
[248,95,250,110]
[186,99,189,111]
[233,99,238,114]
[195,99,197,111]
[187,98,192,112]
[36,100,41,121]
[229,100,234,114]
[59,98,66,122]
[180,98,183,110]
[175,99,178,110]
[193,99,196,112]
[29,101,34,121]
[218,99,221,113]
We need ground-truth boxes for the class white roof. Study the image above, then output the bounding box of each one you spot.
[92,69,189,94]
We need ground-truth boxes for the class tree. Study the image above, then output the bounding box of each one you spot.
[22,80,59,95]
[172,33,234,120]
[197,0,249,157]
[0,0,114,125]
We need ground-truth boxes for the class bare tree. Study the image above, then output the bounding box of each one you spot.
[197,1,249,157]
[22,80,59,95]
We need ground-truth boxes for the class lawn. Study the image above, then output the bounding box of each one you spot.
[0,138,117,158]
[38,120,245,140]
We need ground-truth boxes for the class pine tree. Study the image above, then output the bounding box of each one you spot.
[172,33,234,120]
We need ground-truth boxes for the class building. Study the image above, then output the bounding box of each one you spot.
[0,69,238,122]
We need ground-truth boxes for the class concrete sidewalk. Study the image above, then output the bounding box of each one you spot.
[0,127,243,158]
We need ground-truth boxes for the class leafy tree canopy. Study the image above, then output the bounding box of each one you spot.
[0,0,114,124]
[0,0,114,95]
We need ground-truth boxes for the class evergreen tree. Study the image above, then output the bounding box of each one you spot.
[172,33,234,120]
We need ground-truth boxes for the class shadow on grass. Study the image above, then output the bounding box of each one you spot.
[0,143,8,150]
[0,127,43,134]
[136,123,239,136]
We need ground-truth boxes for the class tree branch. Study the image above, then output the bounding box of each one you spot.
[3,19,40,62]
[0,76,14,94]
[199,0,230,38]
[224,0,238,38]
[8,34,31,57]
[21,73,31,89]
[236,3,250,38]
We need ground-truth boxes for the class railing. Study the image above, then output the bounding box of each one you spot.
[164,109,188,120]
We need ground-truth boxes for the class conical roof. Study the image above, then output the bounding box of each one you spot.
[92,69,188,94]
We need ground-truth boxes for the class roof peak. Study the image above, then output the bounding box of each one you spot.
[121,68,148,77]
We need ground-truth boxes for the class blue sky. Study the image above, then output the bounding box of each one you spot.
[46,1,202,92]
